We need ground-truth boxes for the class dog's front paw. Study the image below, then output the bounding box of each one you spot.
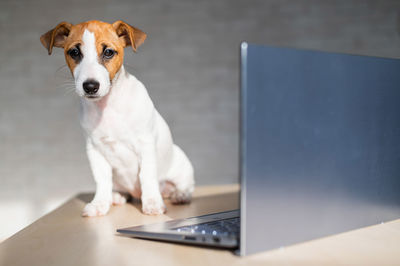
[142,196,166,215]
[82,200,111,217]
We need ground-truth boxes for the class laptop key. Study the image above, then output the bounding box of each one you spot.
[172,217,240,236]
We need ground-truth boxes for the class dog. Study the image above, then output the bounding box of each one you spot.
[40,20,195,216]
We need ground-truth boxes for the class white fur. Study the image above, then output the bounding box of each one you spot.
[77,30,194,216]
[74,30,110,98]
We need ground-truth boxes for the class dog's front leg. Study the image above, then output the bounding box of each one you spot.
[139,138,166,215]
[82,140,113,217]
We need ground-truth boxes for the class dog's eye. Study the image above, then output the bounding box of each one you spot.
[103,48,115,59]
[68,48,81,60]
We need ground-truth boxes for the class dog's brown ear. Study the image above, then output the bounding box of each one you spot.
[112,20,146,52]
[40,22,73,55]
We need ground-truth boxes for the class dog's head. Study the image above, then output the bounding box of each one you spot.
[40,20,146,100]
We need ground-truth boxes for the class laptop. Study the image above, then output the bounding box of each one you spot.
[117,43,400,256]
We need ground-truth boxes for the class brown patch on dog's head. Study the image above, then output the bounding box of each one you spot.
[40,20,147,80]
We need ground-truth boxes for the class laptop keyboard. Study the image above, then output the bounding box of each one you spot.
[172,217,240,236]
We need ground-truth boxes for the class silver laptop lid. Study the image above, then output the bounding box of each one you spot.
[240,43,400,255]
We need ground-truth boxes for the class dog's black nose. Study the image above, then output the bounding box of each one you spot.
[83,79,100,94]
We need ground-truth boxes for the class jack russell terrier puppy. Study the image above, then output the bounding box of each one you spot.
[40,20,195,216]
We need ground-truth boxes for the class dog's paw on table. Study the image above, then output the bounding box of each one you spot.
[82,200,111,217]
[142,197,166,215]
[170,190,192,205]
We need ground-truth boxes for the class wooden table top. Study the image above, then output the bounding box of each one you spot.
[1,185,400,266]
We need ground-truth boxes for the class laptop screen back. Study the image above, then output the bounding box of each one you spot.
[240,43,400,255]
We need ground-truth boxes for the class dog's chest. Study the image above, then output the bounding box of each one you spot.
[84,108,140,169]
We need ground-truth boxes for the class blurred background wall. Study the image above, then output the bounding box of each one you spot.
[1,0,399,241]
